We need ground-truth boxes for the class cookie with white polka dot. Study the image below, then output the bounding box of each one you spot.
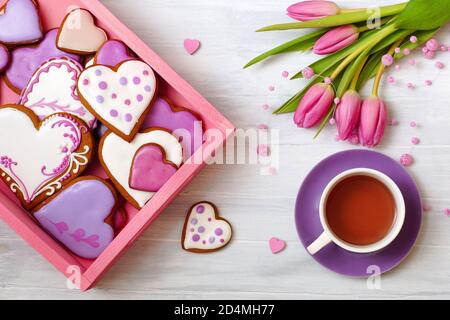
[77,60,158,142]
[182,202,233,253]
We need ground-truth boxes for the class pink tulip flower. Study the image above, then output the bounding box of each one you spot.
[287,1,340,21]
[294,83,335,128]
[314,25,359,55]
[335,90,362,141]
[358,96,387,147]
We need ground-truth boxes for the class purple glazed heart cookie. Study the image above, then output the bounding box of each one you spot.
[143,98,204,159]
[33,177,117,259]
[19,57,96,129]
[5,29,80,93]
[0,44,9,72]
[0,105,93,210]
[182,202,232,253]
[57,8,108,55]
[94,40,134,67]
[0,0,43,45]
[129,143,178,192]
[78,60,158,142]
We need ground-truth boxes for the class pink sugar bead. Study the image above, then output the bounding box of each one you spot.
[262,104,270,110]
[382,54,394,66]
[390,118,399,126]
[394,47,401,54]
[268,85,275,91]
[329,118,336,125]
[411,137,420,145]
[426,39,439,51]
[435,61,445,69]
[445,208,450,217]
[410,121,417,128]
[410,36,418,43]
[395,64,401,71]
[403,48,411,56]
[425,80,433,86]
[282,71,289,78]
[408,59,416,66]
[324,77,332,84]
[334,134,341,142]
[440,45,448,52]
[387,76,396,83]
[400,153,414,167]
[407,83,415,89]
[302,67,315,79]
[424,50,436,59]
[258,124,269,130]
[334,97,341,105]
[257,144,270,157]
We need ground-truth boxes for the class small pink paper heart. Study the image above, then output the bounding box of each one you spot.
[269,237,286,254]
[184,39,201,55]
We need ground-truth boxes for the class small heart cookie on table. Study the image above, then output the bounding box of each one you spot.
[99,128,183,209]
[0,105,94,210]
[19,57,96,129]
[0,0,43,46]
[78,60,158,141]
[182,202,232,253]
[94,40,135,67]
[269,237,286,254]
[33,177,117,259]
[57,8,108,55]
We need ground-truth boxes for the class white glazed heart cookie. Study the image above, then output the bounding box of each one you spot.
[0,105,93,210]
[77,60,157,141]
[99,128,183,209]
[20,57,96,129]
[182,202,233,253]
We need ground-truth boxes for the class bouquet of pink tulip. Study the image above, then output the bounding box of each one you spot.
[245,0,450,147]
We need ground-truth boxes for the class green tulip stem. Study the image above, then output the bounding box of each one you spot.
[372,37,406,96]
[350,56,369,90]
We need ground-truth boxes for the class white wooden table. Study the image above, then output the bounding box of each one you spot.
[1,0,450,300]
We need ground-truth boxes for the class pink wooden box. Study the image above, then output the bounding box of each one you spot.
[0,0,234,291]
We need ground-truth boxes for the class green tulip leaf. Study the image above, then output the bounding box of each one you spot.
[396,0,450,30]
[244,29,328,68]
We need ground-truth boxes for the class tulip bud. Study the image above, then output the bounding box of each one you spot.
[335,90,362,141]
[358,96,387,147]
[313,25,359,55]
[294,83,335,128]
[287,1,340,21]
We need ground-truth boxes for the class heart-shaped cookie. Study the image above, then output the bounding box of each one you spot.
[143,98,204,159]
[129,143,178,192]
[78,60,157,141]
[57,8,107,55]
[19,57,96,129]
[0,0,43,45]
[6,29,80,93]
[99,128,183,209]
[0,106,93,210]
[94,39,134,67]
[269,237,286,254]
[182,202,232,253]
[33,177,116,259]
[183,39,201,55]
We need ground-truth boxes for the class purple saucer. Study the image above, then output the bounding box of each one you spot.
[295,150,422,277]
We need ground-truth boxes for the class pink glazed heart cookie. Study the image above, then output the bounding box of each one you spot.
[129,144,178,192]
[182,202,232,253]
[57,8,108,55]
[19,57,96,129]
[33,177,116,259]
[78,60,158,142]
[0,0,43,45]
[0,105,93,210]
[269,237,286,254]
[183,39,201,55]
[5,29,80,94]
[99,128,183,209]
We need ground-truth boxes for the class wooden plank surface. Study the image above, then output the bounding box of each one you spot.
[1,0,450,299]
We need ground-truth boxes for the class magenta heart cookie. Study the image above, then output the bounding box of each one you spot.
[33,177,116,259]
[269,237,286,254]
[57,8,108,55]
[129,144,178,192]
[95,40,134,67]
[143,98,204,159]
[19,57,96,128]
[182,202,232,253]
[0,0,43,45]
[183,39,201,55]
[5,29,80,93]
[0,44,9,72]
[78,60,157,141]
[0,105,93,210]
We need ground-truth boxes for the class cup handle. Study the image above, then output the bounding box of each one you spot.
[307,232,332,255]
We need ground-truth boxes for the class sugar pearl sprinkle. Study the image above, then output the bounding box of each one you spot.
[410,121,417,128]
[387,76,396,84]
[282,71,289,78]
[410,36,418,43]
[435,61,445,69]
[302,67,315,79]
[445,208,450,217]
[411,137,420,145]
[382,54,394,66]
[400,154,414,167]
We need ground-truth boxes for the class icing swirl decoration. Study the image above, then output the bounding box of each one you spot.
[0,106,93,210]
